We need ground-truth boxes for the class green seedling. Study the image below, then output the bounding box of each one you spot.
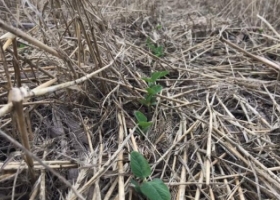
[156,24,162,30]
[142,71,169,86]
[139,71,169,107]
[130,151,171,200]
[134,111,152,134]
[19,43,26,49]
[19,43,25,49]
[146,37,164,57]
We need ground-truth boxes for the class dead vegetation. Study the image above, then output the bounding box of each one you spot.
[1,0,280,199]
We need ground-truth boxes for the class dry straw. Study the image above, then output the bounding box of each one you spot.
[1,0,280,199]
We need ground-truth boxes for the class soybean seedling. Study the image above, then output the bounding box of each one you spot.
[146,37,164,58]
[139,71,169,109]
[130,151,171,200]
[156,24,162,30]
[134,111,152,134]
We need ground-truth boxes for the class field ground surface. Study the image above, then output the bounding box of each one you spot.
[1,0,280,199]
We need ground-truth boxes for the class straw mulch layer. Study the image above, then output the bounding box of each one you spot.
[1,0,280,199]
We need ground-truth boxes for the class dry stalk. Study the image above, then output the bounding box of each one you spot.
[78,111,94,153]
[2,0,280,199]
[194,172,204,200]
[177,134,187,200]
[29,175,41,200]
[217,164,233,200]
[11,38,21,87]
[117,112,125,200]
[96,76,200,106]
[205,92,214,185]
[0,50,119,118]
[0,161,78,171]
[39,151,47,200]
[212,128,280,197]
[70,127,135,200]
[93,150,102,200]
[103,179,118,200]
[9,88,35,182]
[0,19,60,57]
[220,37,280,71]
[5,48,56,79]
[0,42,12,89]
[257,15,280,40]
[0,129,85,200]
[0,78,57,119]
[233,94,271,128]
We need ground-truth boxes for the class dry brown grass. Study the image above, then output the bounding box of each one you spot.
[1,0,280,199]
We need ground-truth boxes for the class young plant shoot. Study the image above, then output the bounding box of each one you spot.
[130,151,171,200]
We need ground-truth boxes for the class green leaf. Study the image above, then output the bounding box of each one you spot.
[146,37,152,44]
[131,179,141,193]
[139,125,151,134]
[138,121,152,129]
[154,46,164,57]
[136,127,145,135]
[139,98,149,106]
[156,24,162,30]
[142,128,149,133]
[19,43,26,49]
[150,85,162,94]
[146,85,162,96]
[130,151,151,179]
[145,95,156,105]
[134,111,148,123]
[142,77,153,83]
[150,71,169,82]
[147,82,156,87]
[150,100,157,106]
[140,179,171,200]
[146,37,165,57]
[146,38,154,49]
[146,88,156,95]
[138,121,152,133]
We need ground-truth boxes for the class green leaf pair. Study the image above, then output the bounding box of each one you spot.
[134,111,152,133]
[142,71,169,85]
[146,37,164,58]
[139,71,169,107]
[146,85,162,95]
[130,151,171,200]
